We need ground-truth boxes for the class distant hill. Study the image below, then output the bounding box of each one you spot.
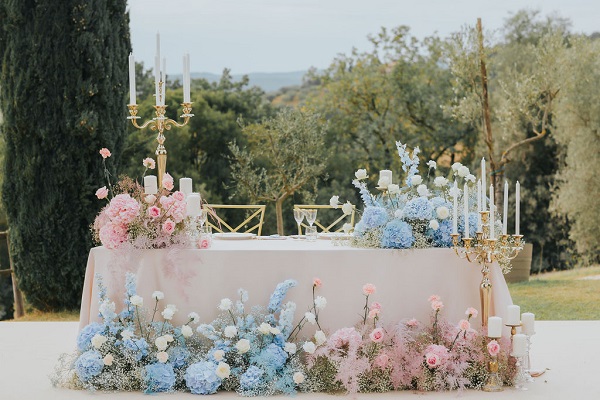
[189,71,307,93]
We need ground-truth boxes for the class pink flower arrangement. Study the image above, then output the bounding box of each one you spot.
[487,340,500,357]
[329,327,363,351]
[406,318,419,327]
[99,222,127,249]
[465,307,478,318]
[424,344,449,368]
[162,218,176,235]
[458,319,470,331]
[172,191,185,202]
[99,148,111,159]
[143,157,156,169]
[362,283,376,296]
[95,186,109,199]
[105,194,140,225]
[431,300,444,311]
[313,278,322,288]
[369,328,385,343]
[162,172,174,191]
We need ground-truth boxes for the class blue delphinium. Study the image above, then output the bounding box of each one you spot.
[77,322,104,352]
[144,363,176,393]
[122,337,149,361]
[168,346,191,369]
[184,361,222,395]
[267,279,297,314]
[251,343,288,379]
[430,219,454,247]
[360,206,389,229]
[277,301,296,337]
[403,197,434,220]
[240,366,265,391]
[396,141,420,185]
[381,219,415,249]
[74,350,104,382]
[120,272,137,320]
[458,212,479,238]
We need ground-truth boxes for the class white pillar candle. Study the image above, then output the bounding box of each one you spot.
[511,334,527,357]
[453,180,458,234]
[515,181,520,235]
[128,53,136,105]
[481,158,486,211]
[180,177,193,196]
[488,316,503,338]
[521,312,535,335]
[186,193,201,217]
[503,180,508,235]
[463,183,469,238]
[489,184,494,239]
[477,179,482,231]
[506,304,521,325]
[144,175,158,195]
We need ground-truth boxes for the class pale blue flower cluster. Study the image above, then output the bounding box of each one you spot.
[268,279,297,314]
[430,219,454,247]
[251,343,288,379]
[361,206,389,229]
[184,361,221,395]
[168,346,190,369]
[403,197,434,220]
[240,365,265,390]
[458,212,479,238]
[381,220,415,249]
[77,322,104,352]
[144,363,176,393]
[396,141,420,185]
[75,350,104,382]
[123,337,149,361]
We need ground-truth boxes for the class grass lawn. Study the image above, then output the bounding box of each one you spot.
[508,265,600,320]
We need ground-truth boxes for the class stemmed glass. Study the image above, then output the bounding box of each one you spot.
[293,209,305,234]
[305,209,317,227]
[198,209,207,228]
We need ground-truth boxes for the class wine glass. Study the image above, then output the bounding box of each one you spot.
[305,209,317,227]
[198,209,207,228]
[293,208,305,234]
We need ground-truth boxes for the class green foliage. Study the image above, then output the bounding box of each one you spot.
[0,0,130,310]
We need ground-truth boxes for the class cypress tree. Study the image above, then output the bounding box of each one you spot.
[0,0,131,310]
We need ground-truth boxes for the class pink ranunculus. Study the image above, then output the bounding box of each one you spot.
[172,191,185,202]
[458,319,471,331]
[428,294,441,303]
[369,328,385,343]
[145,194,156,204]
[431,300,444,311]
[99,222,127,249]
[370,302,382,311]
[198,238,210,249]
[368,309,380,319]
[313,278,322,288]
[95,186,109,199]
[147,206,161,219]
[105,194,140,225]
[362,283,376,296]
[487,340,500,357]
[425,352,441,368]
[99,148,111,159]
[465,307,478,319]
[162,218,176,235]
[162,172,174,191]
[374,354,389,369]
[406,318,419,327]
[143,157,156,169]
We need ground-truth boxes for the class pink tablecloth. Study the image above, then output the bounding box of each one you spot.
[79,240,512,332]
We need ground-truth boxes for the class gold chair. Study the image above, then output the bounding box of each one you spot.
[293,204,356,235]
[203,204,266,236]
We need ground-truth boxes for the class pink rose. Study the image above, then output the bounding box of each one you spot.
[465,307,478,319]
[148,206,161,219]
[406,318,419,327]
[162,218,176,235]
[160,195,175,208]
[95,186,109,199]
[370,302,382,311]
[145,194,156,204]
[369,328,385,343]
[374,354,389,369]
[424,344,449,368]
[143,157,156,169]
[425,352,441,368]
[99,148,111,159]
[487,340,500,357]
[431,300,444,311]
[368,309,380,319]
[428,294,441,303]
[162,172,174,191]
[198,238,210,249]
[313,278,322,288]
[362,283,376,296]
[172,191,185,202]
[458,319,470,331]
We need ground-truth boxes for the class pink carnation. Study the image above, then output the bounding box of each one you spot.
[172,191,185,202]
[99,148,111,159]
[406,318,419,327]
[370,302,382,311]
[162,172,174,191]
[369,328,385,343]
[313,278,322,288]
[487,340,500,357]
[465,307,478,318]
[431,300,444,311]
[143,157,156,169]
[368,309,380,319]
[95,186,109,199]
[99,222,127,249]
[362,283,376,296]
[425,352,442,368]
[374,354,389,369]
[162,218,176,235]
[458,319,471,331]
[428,294,441,303]
[106,194,140,225]
[147,206,161,219]
[198,238,210,249]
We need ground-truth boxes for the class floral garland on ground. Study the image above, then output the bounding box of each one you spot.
[53,277,515,395]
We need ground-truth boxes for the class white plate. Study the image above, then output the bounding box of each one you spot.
[289,235,307,240]
[213,233,256,240]
[318,232,351,240]
[256,235,287,240]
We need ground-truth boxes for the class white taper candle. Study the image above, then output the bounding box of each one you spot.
[477,179,482,231]
[516,181,520,235]
[453,180,458,234]
[128,53,136,105]
[463,183,469,238]
[489,184,494,239]
[503,180,508,235]
[481,158,486,212]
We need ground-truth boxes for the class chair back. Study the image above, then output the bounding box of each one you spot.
[204,205,266,236]
[293,204,355,235]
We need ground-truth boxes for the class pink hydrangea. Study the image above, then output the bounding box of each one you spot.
[99,222,127,249]
[99,148,111,159]
[172,191,185,202]
[431,300,444,311]
[313,278,322,288]
[362,283,376,296]
[95,186,109,199]
[162,218,176,235]
[105,194,140,225]
[147,206,161,219]
[424,344,449,368]
[458,319,471,331]
[369,328,385,343]
[143,157,156,169]
[487,340,500,357]
[374,353,389,369]
[465,307,478,318]
[162,173,174,191]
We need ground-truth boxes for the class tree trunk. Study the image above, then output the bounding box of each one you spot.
[275,197,285,236]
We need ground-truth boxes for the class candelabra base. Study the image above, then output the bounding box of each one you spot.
[513,356,529,391]
[482,359,504,392]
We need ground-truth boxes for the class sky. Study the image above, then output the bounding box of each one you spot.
[128,0,598,75]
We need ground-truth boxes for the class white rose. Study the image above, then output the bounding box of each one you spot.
[314,330,327,346]
[448,186,461,199]
[181,325,193,338]
[218,298,232,311]
[103,354,114,366]
[293,371,305,384]
[377,176,390,189]
[235,339,250,354]
[465,174,476,183]
[458,165,470,177]
[434,176,448,187]
[258,323,272,335]
[436,206,450,220]
[152,291,164,301]
[166,304,178,312]
[427,160,437,170]
[224,325,238,338]
[155,336,168,351]
[429,220,440,230]
[213,349,225,361]
[341,201,353,215]
[145,194,156,204]
[130,295,143,307]
[302,341,316,354]
[342,223,353,233]
[91,334,107,349]
[452,162,462,171]
[394,209,403,219]
[387,184,400,195]
[284,342,297,354]
[121,329,134,341]
[270,327,281,335]
[161,308,175,320]
[304,312,316,325]
[329,195,340,209]
[156,351,169,363]
[164,334,174,343]
[216,362,231,379]
[417,184,429,197]
[410,175,423,186]
[188,312,200,324]
[355,169,368,180]
[314,296,327,310]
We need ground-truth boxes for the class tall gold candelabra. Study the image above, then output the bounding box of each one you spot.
[127,82,194,188]
[450,211,523,326]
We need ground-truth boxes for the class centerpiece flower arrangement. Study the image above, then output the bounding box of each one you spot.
[92,148,190,249]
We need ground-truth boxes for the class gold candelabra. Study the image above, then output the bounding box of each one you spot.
[127,81,194,188]
[451,211,523,327]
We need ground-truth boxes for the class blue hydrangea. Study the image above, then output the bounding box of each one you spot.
[403,197,434,220]
[251,343,288,378]
[353,220,367,236]
[240,366,265,390]
[185,361,221,395]
[168,346,190,369]
[430,196,451,211]
[458,212,479,238]
[122,338,149,361]
[360,206,389,229]
[268,280,297,314]
[75,350,104,382]
[381,219,415,249]
[197,324,220,341]
[430,219,454,247]
[77,322,104,352]
[144,363,176,393]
